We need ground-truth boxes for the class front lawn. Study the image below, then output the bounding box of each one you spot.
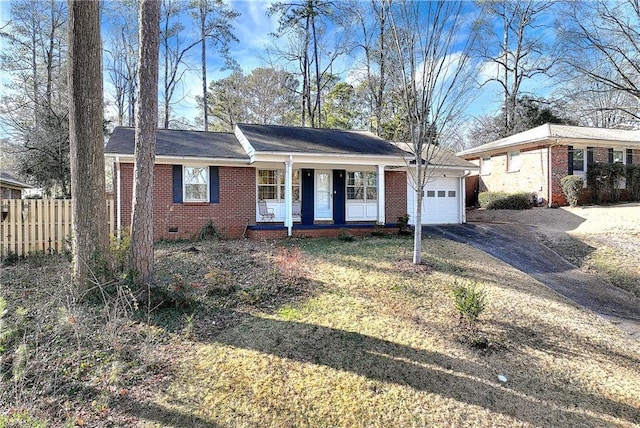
[1,236,639,427]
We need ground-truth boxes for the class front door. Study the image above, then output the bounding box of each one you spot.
[315,170,332,220]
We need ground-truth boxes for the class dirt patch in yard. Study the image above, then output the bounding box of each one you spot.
[467,203,640,297]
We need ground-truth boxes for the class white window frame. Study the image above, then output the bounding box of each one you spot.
[257,169,300,202]
[346,171,377,202]
[480,156,492,175]
[507,151,520,172]
[183,166,209,203]
[612,149,624,164]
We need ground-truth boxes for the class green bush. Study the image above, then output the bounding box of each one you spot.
[478,191,535,210]
[452,280,486,324]
[626,164,640,201]
[560,175,583,207]
[587,162,626,204]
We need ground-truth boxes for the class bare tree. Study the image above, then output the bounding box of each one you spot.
[388,0,478,264]
[0,0,70,196]
[351,0,390,135]
[67,0,111,288]
[268,0,350,128]
[556,0,640,124]
[475,0,557,136]
[103,0,139,127]
[129,0,160,292]
[190,0,239,131]
[160,0,199,129]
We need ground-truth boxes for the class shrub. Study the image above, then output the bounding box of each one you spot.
[626,164,640,201]
[478,191,534,210]
[198,220,220,240]
[560,175,583,207]
[587,162,626,204]
[452,279,486,324]
[397,213,410,235]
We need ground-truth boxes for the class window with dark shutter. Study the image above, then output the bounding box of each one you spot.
[627,149,634,165]
[209,166,219,203]
[173,165,183,203]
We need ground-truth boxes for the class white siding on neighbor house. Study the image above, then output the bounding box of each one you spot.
[407,176,462,225]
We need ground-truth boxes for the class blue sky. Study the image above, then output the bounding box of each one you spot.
[0,0,557,133]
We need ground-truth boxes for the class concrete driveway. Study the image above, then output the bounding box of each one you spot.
[423,223,640,340]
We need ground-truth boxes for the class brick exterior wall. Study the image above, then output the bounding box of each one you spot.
[550,145,568,206]
[474,147,550,204]
[247,226,399,240]
[116,164,409,241]
[467,145,639,207]
[385,170,407,222]
[118,163,256,240]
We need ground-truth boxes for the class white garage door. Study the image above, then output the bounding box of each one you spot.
[407,177,461,225]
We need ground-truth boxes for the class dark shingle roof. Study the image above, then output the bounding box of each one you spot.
[236,123,407,156]
[0,171,32,188]
[105,127,248,160]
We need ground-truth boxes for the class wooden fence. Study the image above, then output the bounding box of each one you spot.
[0,199,115,258]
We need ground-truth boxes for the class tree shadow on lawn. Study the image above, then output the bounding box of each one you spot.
[490,318,640,368]
[204,314,640,427]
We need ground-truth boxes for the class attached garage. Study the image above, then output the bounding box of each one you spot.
[407,175,464,225]
[404,150,479,225]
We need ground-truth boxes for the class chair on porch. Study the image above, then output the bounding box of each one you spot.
[258,200,275,221]
[292,201,301,219]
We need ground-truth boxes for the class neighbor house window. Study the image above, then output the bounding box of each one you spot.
[572,148,585,172]
[612,149,624,164]
[480,156,492,175]
[257,169,300,201]
[347,172,377,201]
[508,151,521,172]
[184,166,209,202]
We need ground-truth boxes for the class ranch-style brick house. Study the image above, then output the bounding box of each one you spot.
[105,124,477,240]
[457,124,640,206]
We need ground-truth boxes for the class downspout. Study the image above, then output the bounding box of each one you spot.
[115,156,121,241]
[461,170,471,223]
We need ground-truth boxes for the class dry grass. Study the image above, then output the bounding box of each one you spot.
[151,237,639,428]
[2,235,640,427]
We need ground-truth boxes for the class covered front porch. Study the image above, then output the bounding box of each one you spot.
[253,162,396,236]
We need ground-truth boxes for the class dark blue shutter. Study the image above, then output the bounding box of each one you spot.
[567,146,574,175]
[209,166,219,203]
[627,149,633,165]
[173,165,183,203]
[587,147,594,165]
[608,148,614,163]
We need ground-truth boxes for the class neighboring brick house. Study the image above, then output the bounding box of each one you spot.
[0,171,32,199]
[457,124,640,206]
[105,124,475,240]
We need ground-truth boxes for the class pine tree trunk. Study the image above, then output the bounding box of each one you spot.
[67,0,111,290]
[130,0,160,293]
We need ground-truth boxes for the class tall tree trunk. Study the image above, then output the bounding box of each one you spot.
[311,11,321,128]
[130,0,160,292]
[67,0,111,290]
[200,1,209,131]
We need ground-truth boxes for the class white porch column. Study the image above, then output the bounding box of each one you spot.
[377,164,386,224]
[285,156,294,236]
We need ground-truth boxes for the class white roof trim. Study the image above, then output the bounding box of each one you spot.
[457,124,640,157]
